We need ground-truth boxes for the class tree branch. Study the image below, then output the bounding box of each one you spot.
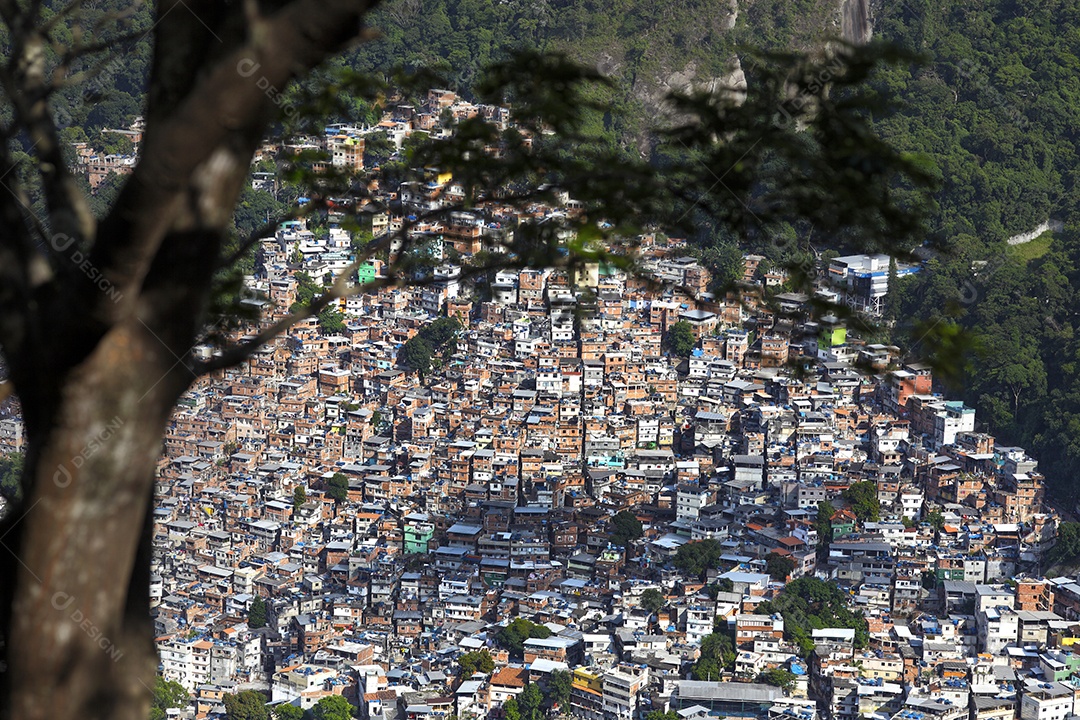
[196,215,610,375]
[0,21,97,250]
[197,273,392,374]
[0,142,85,437]
[91,0,382,324]
[218,197,329,271]
[0,146,49,361]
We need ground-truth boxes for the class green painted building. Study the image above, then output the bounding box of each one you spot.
[403,513,434,554]
[1040,651,1080,681]
[356,261,378,286]
[831,509,857,538]
[818,324,847,349]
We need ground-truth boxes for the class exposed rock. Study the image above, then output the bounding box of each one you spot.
[626,56,746,154]
[723,0,739,31]
[1007,219,1064,247]
[596,52,621,77]
[840,0,872,44]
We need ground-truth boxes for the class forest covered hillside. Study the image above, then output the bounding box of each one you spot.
[870,0,1080,245]
[868,0,1080,502]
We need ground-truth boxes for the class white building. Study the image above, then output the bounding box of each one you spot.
[160,638,212,691]
[900,491,924,521]
[0,417,23,453]
[932,401,977,448]
[1020,683,1075,720]
[827,254,919,317]
[601,666,648,720]
[676,485,711,521]
[271,664,338,709]
[685,604,716,646]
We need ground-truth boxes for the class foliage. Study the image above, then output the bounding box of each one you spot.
[312,696,354,720]
[150,677,189,720]
[674,539,723,579]
[90,129,134,156]
[639,588,666,614]
[0,452,23,502]
[274,705,305,720]
[691,626,736,680]
[841,481,880,523]
[458,649,495,677]
[546,670,572,709]
[646,712,679,720]
[882,256,902,324]
[814,501,834,548]
[1007,232,1054,264]
[610,510,644,547]
[755,578,869,656]
[1048,522,1080,568]
[518,682,543,720]
[705,578,735,598]
[696,238,745,292]
[759,668,797,691]
[399,317,462,377]
[293,485,307,510]
[248,596,268,629]
[232,185,288,252]
[765,553,797,582]
[399,336,434,377]
[497,618,551,656]
[870,0,1080,246]
[419,317,462,348]
[291,272,320,311]
[503,698,521,720]
[318,306,346,335]
[363,131,394,168]
[342,0,965,154]
[926,511,945,531]
[224,691,270,720]
[667,320,696,357]
[327,473,350,503]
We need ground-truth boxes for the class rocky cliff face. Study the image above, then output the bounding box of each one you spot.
[841,0,872,44]
[625,57,746,153]
[722,0,739,30]
[590,0,873,151]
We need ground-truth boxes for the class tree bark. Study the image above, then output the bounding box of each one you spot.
[0,2,385,717]
[4,320,189,720]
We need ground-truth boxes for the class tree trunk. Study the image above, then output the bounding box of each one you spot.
[3,320,188,720]
[0,3,387,717]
